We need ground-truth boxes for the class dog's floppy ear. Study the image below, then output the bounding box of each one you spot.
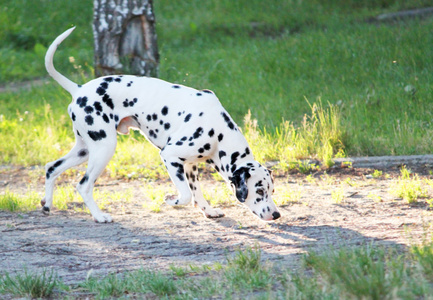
[268,169,274,183]
[229,167,251,202]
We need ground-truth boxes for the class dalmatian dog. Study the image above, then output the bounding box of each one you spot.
[41,27,281,223]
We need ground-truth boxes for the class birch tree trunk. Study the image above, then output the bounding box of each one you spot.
[93,0,159,77]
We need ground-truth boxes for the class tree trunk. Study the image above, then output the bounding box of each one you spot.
[93,0,159,77]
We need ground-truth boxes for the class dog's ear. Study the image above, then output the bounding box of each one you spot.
[268,169,274,183]
[229,167,251,202]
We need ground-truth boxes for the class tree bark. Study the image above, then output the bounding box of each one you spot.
[93,0,159,77]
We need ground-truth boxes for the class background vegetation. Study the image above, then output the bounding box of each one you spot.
[1,1,433,298]
[1,0,433,170]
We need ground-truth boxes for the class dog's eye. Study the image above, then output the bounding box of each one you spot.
[257,189,264,196]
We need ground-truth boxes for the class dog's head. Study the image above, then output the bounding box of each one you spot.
[229,162,280,221]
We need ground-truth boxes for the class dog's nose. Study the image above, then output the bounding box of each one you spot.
[272,211,281,220]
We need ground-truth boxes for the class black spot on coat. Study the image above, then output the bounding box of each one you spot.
[79,174,89,185]
[84,106,94,114]
[231,152,240,165]
[192,127,203,139]
[161,106,169,115]
[102,94,114,109]
[102,114,110,123]
[184,114,192,122]
[88,130,107,141]
[85,115,94,125]
[94,102,103,112]
[77,96,88,108]
[170,162,185,181]
[46,159,64,179]
[221,112,235,130]
[78,149,88,157]
[96,87,106,96]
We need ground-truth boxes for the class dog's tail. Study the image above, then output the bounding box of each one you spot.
[45,27,80,95]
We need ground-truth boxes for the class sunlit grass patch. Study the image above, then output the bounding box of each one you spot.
[390,166,428,203]
[107,135,168,180]
[274,185,302,206]
[51,185,133,214]
[331,188,345,204]
[0,101,75,166]
[372,169,383,178]
[141,184,174,213]
[203,183,234,207]
[244,100,345,173]
[0,189,39,212]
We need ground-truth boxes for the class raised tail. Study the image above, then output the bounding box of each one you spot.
[45,27,80,95]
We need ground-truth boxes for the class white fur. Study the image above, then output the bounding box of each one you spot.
[42,28,281,222]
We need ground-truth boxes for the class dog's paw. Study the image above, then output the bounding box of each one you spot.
[93,213,113,223]
[41,206,50,215]
[164,194,191,206]
[164,194,180,206]
[204,208,225,218]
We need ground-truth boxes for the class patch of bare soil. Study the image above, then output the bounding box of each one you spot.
[1,166,433,284]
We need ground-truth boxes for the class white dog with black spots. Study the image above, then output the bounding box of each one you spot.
[41,27,281,222]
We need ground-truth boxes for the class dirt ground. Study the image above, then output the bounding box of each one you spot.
[1,165,433,284]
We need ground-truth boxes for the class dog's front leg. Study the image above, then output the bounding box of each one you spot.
[184,163,224,218]
[160,151,193,206]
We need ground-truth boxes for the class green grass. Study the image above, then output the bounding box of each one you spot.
[390,166,428,203]
[0,268,60,298]
[3,242,433,299]
[0,189,40,212]
[1,0,433,170]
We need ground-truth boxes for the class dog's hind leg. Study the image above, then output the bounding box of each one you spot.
[185,163,225,218]
[42,129,89,214]
[75,137,117,223]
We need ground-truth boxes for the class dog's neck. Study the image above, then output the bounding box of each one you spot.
[207,147,254,182]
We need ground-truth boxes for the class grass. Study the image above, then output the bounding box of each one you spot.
[274,185,302,206]
[0,185,133,214]
[2,2,433,298]
[303,245,408,299]
[141,183,171,213]
[3,242,433,298]
[0,268,60,298]
[0,189,40,212]
[1,0,433,170]
[390,166,428,203]
[331,188,345,204]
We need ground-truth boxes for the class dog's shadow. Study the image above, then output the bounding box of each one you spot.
[211,215,406,258]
